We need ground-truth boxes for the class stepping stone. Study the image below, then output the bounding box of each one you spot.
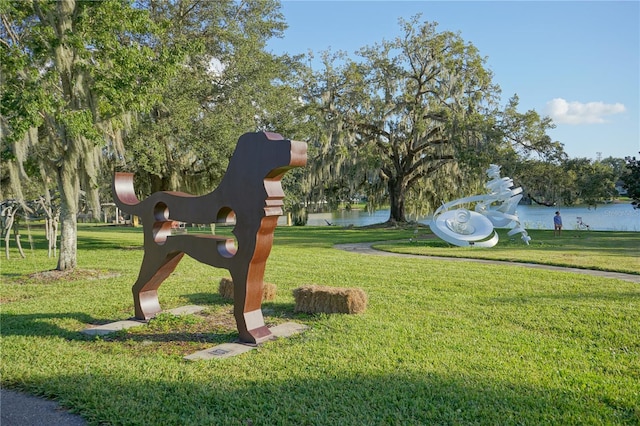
[184,343,255,360]
[184,322,309,361]
[81,320,145,336]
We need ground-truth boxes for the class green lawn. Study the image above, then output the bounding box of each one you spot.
[376,228,640,275]
[1,224,639,425]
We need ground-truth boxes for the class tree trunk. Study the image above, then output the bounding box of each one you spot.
[57,209,77,270]
[387,177,406,223]
[3,207,15,260]
[52,0,79,271]
[56,161,79,271]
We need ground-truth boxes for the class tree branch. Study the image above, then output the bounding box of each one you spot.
[1,14,19,46]
[405,157,453,188]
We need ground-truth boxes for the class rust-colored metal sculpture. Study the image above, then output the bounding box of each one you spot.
[112,132,307,344]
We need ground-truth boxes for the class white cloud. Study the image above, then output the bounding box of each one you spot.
[545,98,626,125]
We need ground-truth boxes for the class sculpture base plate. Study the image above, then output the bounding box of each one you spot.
[81,308,308,359]
[184,322,309,361]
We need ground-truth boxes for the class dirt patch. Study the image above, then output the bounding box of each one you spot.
[0,295,35,304]
[198,308,239,330]
[27,269,121,282]
[95,308,243,356]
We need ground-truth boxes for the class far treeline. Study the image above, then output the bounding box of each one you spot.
[1,0,639,271]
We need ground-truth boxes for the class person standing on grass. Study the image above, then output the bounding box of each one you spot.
[554,211,563,236]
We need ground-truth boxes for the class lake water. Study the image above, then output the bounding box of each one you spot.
[301,203,640,232]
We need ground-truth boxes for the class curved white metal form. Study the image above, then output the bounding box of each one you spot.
[431,209,499,247]
[430,164,531,247]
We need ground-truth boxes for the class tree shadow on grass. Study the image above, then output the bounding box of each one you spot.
[0,299,308,349]
[0,310,244,351]
[77,235,141,251]
[9,368,637,425]
[7,233,140,252]
[0,312,103,340]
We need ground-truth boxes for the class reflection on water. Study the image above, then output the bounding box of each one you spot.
[298,203,640,231]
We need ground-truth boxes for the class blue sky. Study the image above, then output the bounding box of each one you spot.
[267,1,639,160]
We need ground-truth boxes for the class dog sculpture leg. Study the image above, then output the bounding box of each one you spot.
[229,216,279,344]
[131,251,185,320]
[229,265,270,344]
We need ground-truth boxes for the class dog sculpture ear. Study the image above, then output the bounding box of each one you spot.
[263,131,284,140]
[289,140,307,167]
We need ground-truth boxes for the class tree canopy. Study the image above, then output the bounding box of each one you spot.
[122,0,300,195]
[298,16,562,223]
[1,0,307,269]
[1,0,185,269]
[622,153,640,208]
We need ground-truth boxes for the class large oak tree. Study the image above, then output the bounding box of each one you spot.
[1,0,181,270]
[302,16,501,223]
[2,0,311,270]
[301,17,563,223]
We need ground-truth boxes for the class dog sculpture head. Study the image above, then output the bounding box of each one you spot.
[226,132,307,179]
[217,132,306,218]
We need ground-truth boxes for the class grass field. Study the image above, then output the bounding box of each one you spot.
[1,224,639,425]
[376,228,640,275]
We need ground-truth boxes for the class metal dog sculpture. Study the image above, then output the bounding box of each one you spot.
[112,132,307,344]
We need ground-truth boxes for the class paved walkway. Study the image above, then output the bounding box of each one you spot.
[335,242,640,283]
[1,388,86,426]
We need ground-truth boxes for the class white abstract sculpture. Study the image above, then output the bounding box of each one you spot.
[430,164,531,247]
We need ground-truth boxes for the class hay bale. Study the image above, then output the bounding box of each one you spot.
[218,278,234,299]
[218,278,276,301]
[262,281,277,301]
[293,285,367,314]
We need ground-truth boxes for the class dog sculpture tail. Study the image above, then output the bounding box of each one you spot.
[112,173,144,217]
